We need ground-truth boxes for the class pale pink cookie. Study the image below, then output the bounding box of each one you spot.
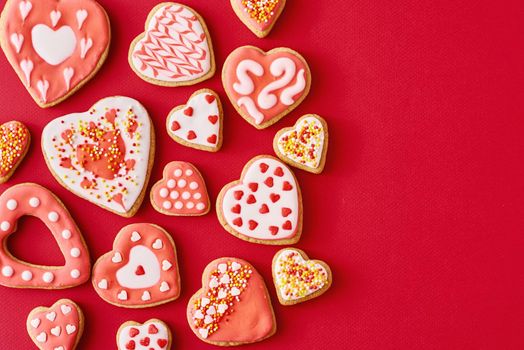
[187,257,276,346]
[230,0,286,38]
[216,155,303,245]
[129,2,215,86]
[117,319,172,350]
[150,161,210,216]
[92,223,181,308]
[41,96,155,218]
[0,121,30,184]
[222,46,311,129]
[26,299,84,350]
[167,89,223,152]
[0,0,111,108]
[0,183,90,289]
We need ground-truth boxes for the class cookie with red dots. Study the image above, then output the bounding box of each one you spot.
[230,0,286,38]
[0,121,30,184]
[117,319,172,350]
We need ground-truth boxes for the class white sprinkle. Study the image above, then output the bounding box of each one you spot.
[174,169,182,177]
[21,270,32,281]
[6,199,17,210]
[189,181,198,190]
[182,191,191,200]
[159,188,169,198]
[167,179,176,188]
[0,221,10,231]
[42,272,54,283]
[29,197,40,207]
[177,179,186,188]
[70,269,80,278]
[48,211,59,222]
[163,201,172,210]
[62,229,72,239]
[1,266,14,277]
[70,248,80,258]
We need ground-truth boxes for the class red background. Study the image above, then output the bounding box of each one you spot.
[1,0,524,349]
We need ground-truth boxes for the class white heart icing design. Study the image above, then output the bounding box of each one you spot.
[50,326,61,336]
[141,291,151,301]
[46,312,57,321]
[97,279,108,289]
[20,59,33,85]
[31,24,76,65]
[117,290,128,301]
[162,260,172,271]
[30,318,40,329]
[79,37,93,59]
[159,281,170,292]
[63,67,74,90]
[36,332,47,343]
[152,239,163,249]
[231,261,241,271]
[76,9,88,29]
[60,305,72,315]
[65,324,76,335]
[10,33,24,53]
[19,1,32,21]
[55,346,65,350]
[130,231,141,242]
[115,245,161,289]
[50,10,61,27]
[112,252,123,263]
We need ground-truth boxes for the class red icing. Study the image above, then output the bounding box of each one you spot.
[269,226,279,235]
[274,166,284,177]
[259,162,269,173]
[187,130,197,140]
[248,183,258,192]
[264,177,274,187]
[205,94,216,103]
[184,107,193,116]
[208,115,218,124]
[231,204,241,214]
[129,328,139,338]
[259,204,269,214]
[207,134,217,144]
[234,191,244,200]
[171,121,181,131]
[139,337,150,346]
[282,207,292,217]
[246,194,256,204]
[148,324,158,334]
[282,181,293,191]
[126,340,135,349]
[270,193,280,203]
[157,339,168,348]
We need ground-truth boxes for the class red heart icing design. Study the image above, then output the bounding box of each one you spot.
[217,155,303,245]
[230,0,286,38]
[0,121,30,184]
[223,46,311,129]
[0,0,110,107]
[0,183,90,289]
[92,223,180,308]
[41,97,154,217]
[26,299,83,350]
[150,161,210,216]
[117,319,171,350]
[187,257,276,345]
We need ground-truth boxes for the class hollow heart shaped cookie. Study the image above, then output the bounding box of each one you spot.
[150,161,210,216]
[0,183,90,289]
[0,121,30,184]
[167,89,223,152]
[129,2,215,86]
[41,96,154,217]
[0,0,111,107]
[187,257,276,346]
[230,0,286,38]
[216,155,302,245]
[92,223,180,308]
[272,248,332,305]
[222,46,311,129]
[273,114,329,174]
[26,299,84,350]
[117,319,172,350]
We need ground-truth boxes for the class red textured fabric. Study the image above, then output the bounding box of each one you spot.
[1,0,524,349]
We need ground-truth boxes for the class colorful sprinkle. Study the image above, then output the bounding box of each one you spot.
[241,0,280,24]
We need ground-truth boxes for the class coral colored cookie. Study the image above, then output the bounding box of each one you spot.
[272,248,332,305]
[230,0,286,38]
[0,183,90,289]
[0,121,30,184]
[129,2,215,86]
[166,89,223,152]
[150,161,210,216]
[41,96,155,217]
[273,114,329,174]
[187,257,276,346]
[117,319,172,350]
[216,155,303,245]
[92,223,181,308]
[222,46,311,129]
[0,0,111,108]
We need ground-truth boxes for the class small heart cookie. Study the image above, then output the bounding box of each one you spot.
[0,121,30,184]
[166,89,223,152]
[230,0,286,38]
[117,319,172,350]
[150,161,210,216]
[272,248,332,305]
[273,114,328,174]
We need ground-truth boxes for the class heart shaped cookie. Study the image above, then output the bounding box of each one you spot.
[272,248,332,305]
[0,0,110,107]
[129,2,215,86]
[273,114,328,174]
[41,96,154,217]
[187,257,276,346]
[0,121,30,184]
[117,319,171,350]
[167,89,223,152]
[216,155,302,245]
[150,161,210,216]
[230,0,286,38]
[0,183,90,289]
[222,46,311,129]
[92,223,180,308]
[26,299,83,350]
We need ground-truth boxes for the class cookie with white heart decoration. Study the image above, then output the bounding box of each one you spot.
[230,0,286,38]
[167,89,223,152]
[216,155,303,245]
[41,96,154,217]
[117,319,171,350]
[129,2,215,86]
[26,299,84,350]
[92,223,181,308]
[0,0,110,107]
[0,121,30,184]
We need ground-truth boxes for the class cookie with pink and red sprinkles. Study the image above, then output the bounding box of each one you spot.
[0,121,30,184]
[230,0,286,38]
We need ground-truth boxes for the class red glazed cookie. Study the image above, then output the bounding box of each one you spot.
[0,183,90,289]
[0,121,30,184]
[150,161,210,216]
[92,223,181,308]
[187,257,276,346]
[117,319,172,350]
[230,0,286,38]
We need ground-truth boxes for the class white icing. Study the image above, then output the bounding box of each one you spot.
[161,260,172,271]
[19,1,32,21]
[10,33,24,53]
[70,269,80,278]
[79,37,93,59]
[46,312,56,321]
[0,221,11,231]
[97,279,108,289]
[6,199,18,210]
[112,252,123,263]
[152,239,163,249]
[76,9,88,30]
[70,247,81,257]
[48,211,59,222]
[30,318,40,329]
[61,229,71,239]
[20,59,33,86]
[115,245,161,289]
[36,79,49,103]
[31,25,76,65]
[50,10,61,28]
[1,266,14,277]
[159,281,170,292]
[63,67,74,91]
[233,59,264,95]
[277,116,325,168]
[65,324,76,334]
[258,57,296,109]
[117,290,128,300]
[130,231,141,242]
[29,196,40,207]
[281,69,307,105]
[238,96,264,124]
[60,304,72,315]
[36,332,46,343]
[117,321,170,349]
[50,326,61,336]
[42,272,54,283]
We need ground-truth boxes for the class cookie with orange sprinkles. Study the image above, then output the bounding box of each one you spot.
[230,0,286,38]
[0,121,30,184]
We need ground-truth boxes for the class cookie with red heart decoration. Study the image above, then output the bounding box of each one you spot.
[0,0,110,107]
[117,319,172,350]
[0,121,30,184]
[129,2,215,86]
[0,183,90,289]
[26,299,84,350]
[187,257,276,346]
[222,46,311,129]
[92,223,181,308]
[41,96,154,217]
[150,161,210,216]
[272,248,332,305]
[273,114,329,174]
[216,155,303,245]
[230,0,286,38]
